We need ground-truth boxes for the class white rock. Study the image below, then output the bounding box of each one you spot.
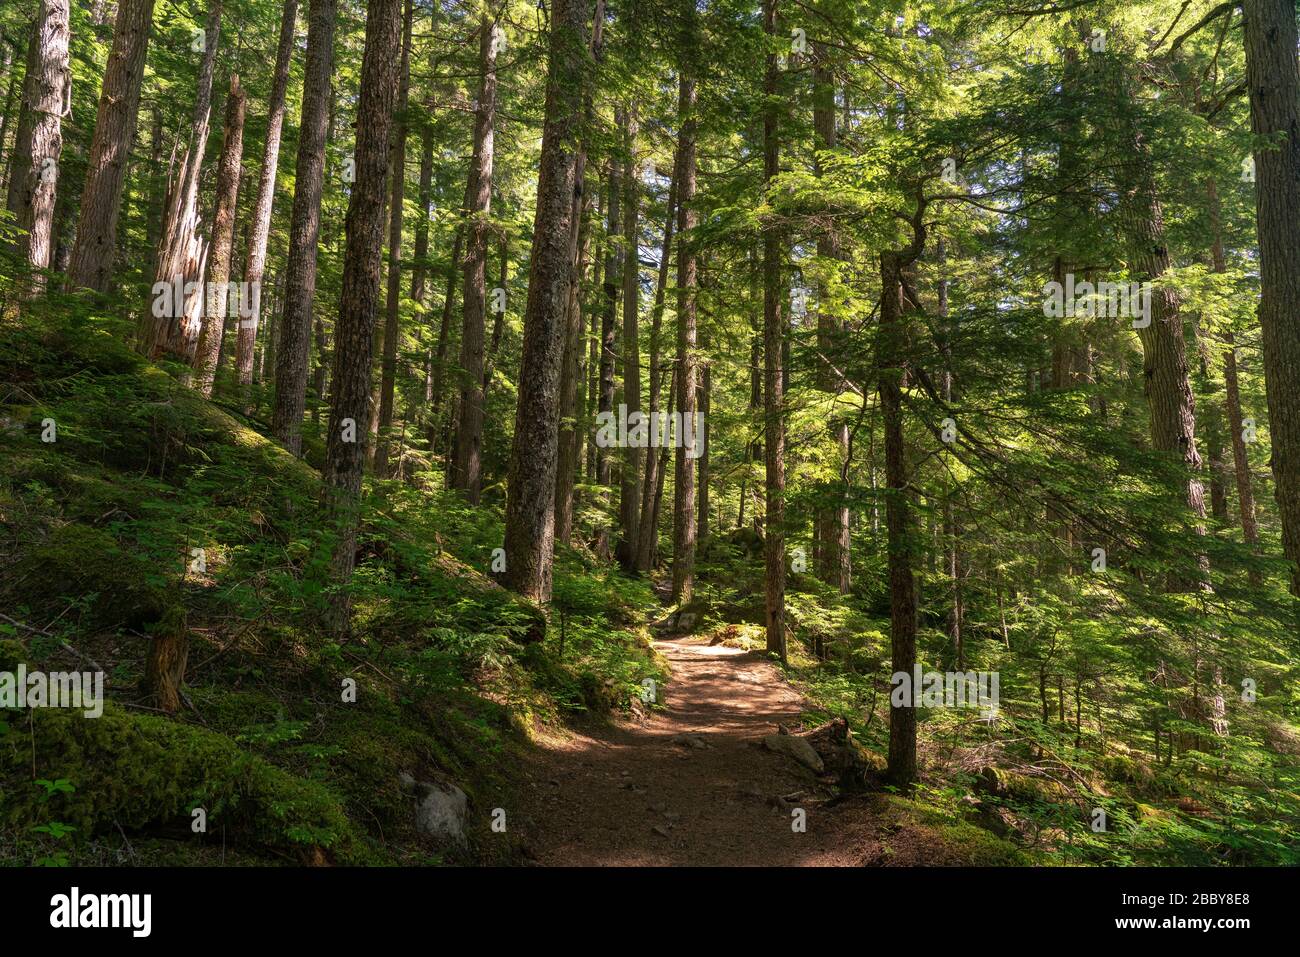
[401,774,468,849]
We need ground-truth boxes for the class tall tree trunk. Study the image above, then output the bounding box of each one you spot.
[1122,101,1208,589]
[312,313,329,421]
[5,0,70,280]
[935,240,963,667]
[428,224,463,453]
[451,12,499,501]
[1206,176,1261,580]
[586,236,601,482]
[881,250,917,787]
[143,105,165,260]
[411,124,433,305]
[635,158,677,571]
[142,0,221,361]
[1224,334,1260,547]
[749,260,763,468]
[1243,0,1300,595]
[553,9,603,546]
[812,47,850,592]
[373,0,413,478]
[617,105,642,567]
[321,0,404,634]
[697,333,710,542]
[670,1,698,604]
[484,236,507,389]
[193,74,246,396]
[595,164,621,559]
[413,119,434,432]
[3,25,41,197]
[235,0,297,398]
[760,0,784,661]
[272,0,336,454]
[649,366,677,569]
[555,168,594,546]
[65,0,155,292]
[501,0,593,602]
[0,34,19,193]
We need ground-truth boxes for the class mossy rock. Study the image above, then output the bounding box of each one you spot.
[723,526,764,557]
[885,796,1036,865]
[8,523,176,631]
[577,669,621,713]
[1099,753,1157,788]
[0,687,363,863]
[976,766,1071,803]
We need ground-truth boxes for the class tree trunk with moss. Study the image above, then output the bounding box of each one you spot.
[322,0,404,634]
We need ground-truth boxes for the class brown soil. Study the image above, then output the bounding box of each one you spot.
[513,633,931,866]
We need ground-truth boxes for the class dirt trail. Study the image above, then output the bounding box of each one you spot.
[515,632,898,866]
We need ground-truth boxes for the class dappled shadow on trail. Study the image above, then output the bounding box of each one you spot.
[511,635,897,866]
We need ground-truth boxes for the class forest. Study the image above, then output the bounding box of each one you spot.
[0,0,1297,872]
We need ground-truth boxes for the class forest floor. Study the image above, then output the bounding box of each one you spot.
[514,611,934,866]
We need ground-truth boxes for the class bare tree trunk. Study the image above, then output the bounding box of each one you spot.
[412,119,434,432]
[1243,0,1300,595]
[1205,176,1261,581]
[0,35,19,193]
[555,168,593,546]
[65,0,154,292]
[760,0,784,660]
[322,0,404,634]
[812,48,850,592]
[484,236,507,387]
[933,239,963,667]
[649,366,677,569]
[272,0,336,453]
[5,0,70,281]
[502,0,592,602]
[235,0,296,398]
[1224,334,1260,543]
[373,0,413,478]
[670,2,697,604]
[142,0,221,362]
[428,225,463,453]
[617,105,642,567]
[586,244,600,482]
[635,159,677,571]
[143,105,165,260]
[450,11,499,500]
[193,74,245,396]
[881,250,917,787]
[3,26,44,199]
[411,0,438,314]
[748,259,763,514]
[4,23,38,223]
[595,164,621,559]
[697,335,710,542]
[1122,101,1208,589]
[411,126,433,305]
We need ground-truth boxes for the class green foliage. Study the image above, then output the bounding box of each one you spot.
[0,308,661,865]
